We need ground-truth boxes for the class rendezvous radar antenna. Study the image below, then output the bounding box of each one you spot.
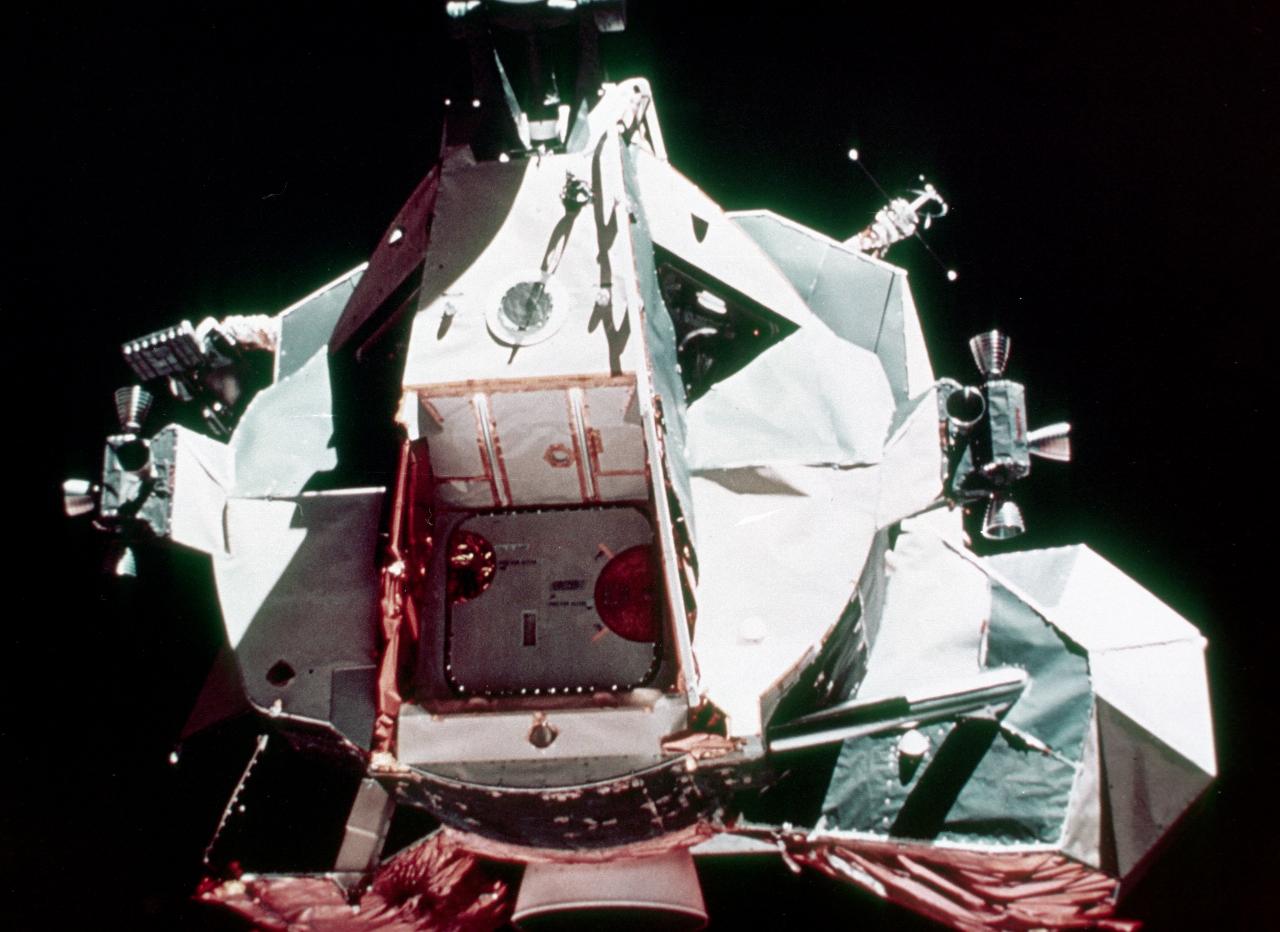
[846,149,956,281]
[840,153,1069,537]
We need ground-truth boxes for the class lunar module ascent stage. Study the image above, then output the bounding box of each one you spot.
[67,3,1215,929]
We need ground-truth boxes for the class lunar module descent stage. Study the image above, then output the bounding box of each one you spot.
[67,3,1215,929]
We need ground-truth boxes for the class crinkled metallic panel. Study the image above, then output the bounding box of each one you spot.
[167,424,234,554]
[1060,707,1106,869]
[1097,697,1214,881]
[855,518,987,701]
[815,519,1092,844]
[819,720,959,834]
[762,594,871,732]
[791,838,1129,932]
[399,694,687,787]
[231,351,338,499]
[424,755,673,790]
[984,583,1092,755]
[727,211,834,308]
[514,849,706,928]
[731,210,935,406]
[857,527,892,653]
[582,382,647,501]
[620,143,696,537]
[984,380,1030,471]
[277,266,364,380]
[984,545,1081,610]
[393,755,730,849]
[198,833,512,931]
[930,582,1092,844]
[632,158,818,330]
[875,388,944,527]
[486,389,587,505]
[403,154,633,391]
[688,464,881,737]
[1090,639,1215,775]
[414,381,647,509]
[683,323,893,470]
[417,393,501,509]
[987,545,1205,653]
[937,734,1079,845]
[825,269,909,407]
[330,167,442,355]
[214,490,382,745]
[110,423,232,553]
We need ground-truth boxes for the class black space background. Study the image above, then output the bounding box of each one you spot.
[8,2,1277,929]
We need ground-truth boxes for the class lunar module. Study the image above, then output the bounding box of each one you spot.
[66,3,1214,929]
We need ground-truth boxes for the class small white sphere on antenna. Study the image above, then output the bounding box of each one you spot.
[847,148,859,162]
[947,270,959,282]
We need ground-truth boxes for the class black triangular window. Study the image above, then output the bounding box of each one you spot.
[654,247,798,403]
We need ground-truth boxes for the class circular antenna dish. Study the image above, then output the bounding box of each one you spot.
[487,276,569,346]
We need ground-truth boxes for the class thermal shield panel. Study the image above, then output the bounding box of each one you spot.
[731,209,936,408]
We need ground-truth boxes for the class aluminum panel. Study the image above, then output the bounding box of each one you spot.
[488,389,592,505]
[446,507,660,694]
